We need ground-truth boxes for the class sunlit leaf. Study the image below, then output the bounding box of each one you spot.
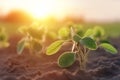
[58,27,70,39]
[100,43,118,54]
[46,40,64,55]
[17,39,25,55]
[83,29,93,37]
[93,26,105,38]
[73,34,81,42]
[76,30,84,37]
[74,24,84,37]
[80,37,97,50]
[58,52,75,68]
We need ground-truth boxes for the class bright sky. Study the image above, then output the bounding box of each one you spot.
[0,0,120,21]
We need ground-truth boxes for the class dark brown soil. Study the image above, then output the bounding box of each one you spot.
[0,35,120,80]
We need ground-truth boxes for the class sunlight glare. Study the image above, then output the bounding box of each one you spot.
[24,0,60,19]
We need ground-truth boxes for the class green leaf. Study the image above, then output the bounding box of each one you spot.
[100,40,110,44]
[93,26,105,38]
[100,43,118,54]
[74,24,83,32]
[58,52,75,68]
[17,39,25,55]
[80,37,97,50]
[83,29,93,37]
[58,27,70,39]
[74,24,84,37]
[31,40,42,53]
[76,30,84,37]
[46,40,64,55]
[73,34,81,42]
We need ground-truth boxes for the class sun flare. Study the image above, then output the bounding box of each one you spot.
[24,0,60,19]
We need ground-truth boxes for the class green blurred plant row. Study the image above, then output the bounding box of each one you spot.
[16,23,118,70]
[0,23,118,70]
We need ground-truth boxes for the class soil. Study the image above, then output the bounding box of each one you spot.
[0,35,120,80]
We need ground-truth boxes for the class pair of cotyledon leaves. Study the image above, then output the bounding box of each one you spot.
[46,34,117,68]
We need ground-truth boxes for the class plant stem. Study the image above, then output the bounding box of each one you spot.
[76,43,86,70]
[83,46,87,54]
[77,52,82,69]
[72,41,76,52]
[83,49,90,69]
[75,43,91,70]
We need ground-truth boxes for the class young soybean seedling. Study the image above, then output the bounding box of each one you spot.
[17,23,46,56]
[0,27,9,48]
[46,26,118,70]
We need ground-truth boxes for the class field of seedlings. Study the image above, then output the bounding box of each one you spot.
[0,21,120,80]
